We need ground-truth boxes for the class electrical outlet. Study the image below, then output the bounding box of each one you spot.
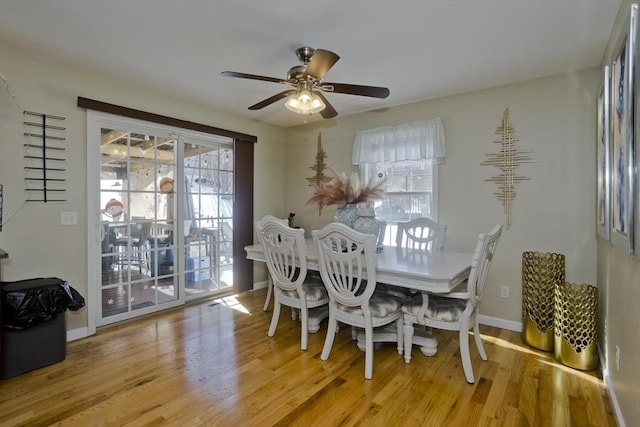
[500,285,510,299]
[60,211,78,226]
[615,345,621,372]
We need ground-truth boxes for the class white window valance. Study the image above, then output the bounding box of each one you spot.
[352,118,446,165]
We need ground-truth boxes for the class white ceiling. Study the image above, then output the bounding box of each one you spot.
[0,0,621,128]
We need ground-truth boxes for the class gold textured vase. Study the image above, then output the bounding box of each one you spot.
[554,282,598,370]
[521,251,565,351]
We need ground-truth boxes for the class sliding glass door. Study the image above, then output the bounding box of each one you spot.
[183,138,234,301]
[89,112,234,326]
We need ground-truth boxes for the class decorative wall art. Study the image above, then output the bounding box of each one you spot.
[23,111,67,202]
[307,133,331,215]
[597,65,611,241]
[481,108,536,228]
[610,3,637,256]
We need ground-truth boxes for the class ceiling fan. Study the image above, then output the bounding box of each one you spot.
[221,47,390,119]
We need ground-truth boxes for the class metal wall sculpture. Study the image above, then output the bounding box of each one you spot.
[23,111,67,202]
[307,133,330,215]
[481,108,536,228]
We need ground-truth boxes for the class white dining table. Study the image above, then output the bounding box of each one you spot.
[245,239,473,293]
[246,239,474,356]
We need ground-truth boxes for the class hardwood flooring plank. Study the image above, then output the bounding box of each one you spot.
[0,289,617,426]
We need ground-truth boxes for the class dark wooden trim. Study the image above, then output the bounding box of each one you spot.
[233,140,254,293]
[77,97,257,143]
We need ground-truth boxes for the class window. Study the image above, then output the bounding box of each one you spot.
[353,119,445,244]
[366,159,435,222]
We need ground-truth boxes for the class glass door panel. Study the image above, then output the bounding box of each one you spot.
[99,129,179,324]
[183,141,234,300]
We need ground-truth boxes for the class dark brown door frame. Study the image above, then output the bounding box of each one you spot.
[233,140,254,293]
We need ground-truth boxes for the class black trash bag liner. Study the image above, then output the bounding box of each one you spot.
[1,277,85,330]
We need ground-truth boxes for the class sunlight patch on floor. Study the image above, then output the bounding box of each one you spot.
[480,333,542,356]
[481,333,603,384]
[538,358,602,384]
[212,294,251,315]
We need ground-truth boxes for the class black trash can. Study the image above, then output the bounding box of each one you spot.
[1,277,85,379]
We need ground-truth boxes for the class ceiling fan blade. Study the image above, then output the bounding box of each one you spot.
[321,82,390,99]
[221,71,286,84]
[304,49,340,80]
[248,90,295,110]
[316,92,338,119]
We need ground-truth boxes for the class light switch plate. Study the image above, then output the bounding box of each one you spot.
[60,211,78,225]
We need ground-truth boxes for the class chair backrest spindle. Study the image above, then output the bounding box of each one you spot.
[257,220,307,293]
[467,224,502,300]
[313,223,378,311]
[396,217,447,251]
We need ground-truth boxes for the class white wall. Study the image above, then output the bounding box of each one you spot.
[0,43,288,331]
[597,1,640,426]
[284,69,598,325]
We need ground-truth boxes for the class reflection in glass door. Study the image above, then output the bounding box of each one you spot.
[99,129,179,325]
[183,140,234,301]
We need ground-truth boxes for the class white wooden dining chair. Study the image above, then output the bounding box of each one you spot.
[255,215,289,311]
[402,224,503,383]
[256,218,329,351]
[312,222,404,379]
[396,217,447,251]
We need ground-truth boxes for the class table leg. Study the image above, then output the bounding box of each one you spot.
[291,306,328,333]
[307,306,329,333]
[356,324,409,355]
[413,327,438,356]
[403,323,438,363]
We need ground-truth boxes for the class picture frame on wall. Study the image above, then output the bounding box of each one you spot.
[597,66,611,241]
[610,3,637,256]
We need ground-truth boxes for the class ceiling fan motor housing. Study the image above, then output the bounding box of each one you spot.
[287,65,307,81]
[295,47,316,64]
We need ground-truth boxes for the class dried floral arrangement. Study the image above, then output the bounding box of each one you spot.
[307,166,385,208]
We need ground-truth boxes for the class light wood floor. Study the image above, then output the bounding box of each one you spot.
[0,288,616,426]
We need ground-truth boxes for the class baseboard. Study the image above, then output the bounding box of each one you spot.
[603,370,627,427]
[253,280,269,290]
[600,347,627,427]
[66,327,89,342]
[478,314,522,332]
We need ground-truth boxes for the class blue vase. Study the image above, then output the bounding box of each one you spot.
[354,203,380,238]
[333,203,359,228]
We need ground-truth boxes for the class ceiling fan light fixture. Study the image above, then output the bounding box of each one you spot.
[284,88,325,115]
[222,47,388,119]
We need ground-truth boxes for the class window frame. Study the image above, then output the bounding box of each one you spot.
[360,160,438,222]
